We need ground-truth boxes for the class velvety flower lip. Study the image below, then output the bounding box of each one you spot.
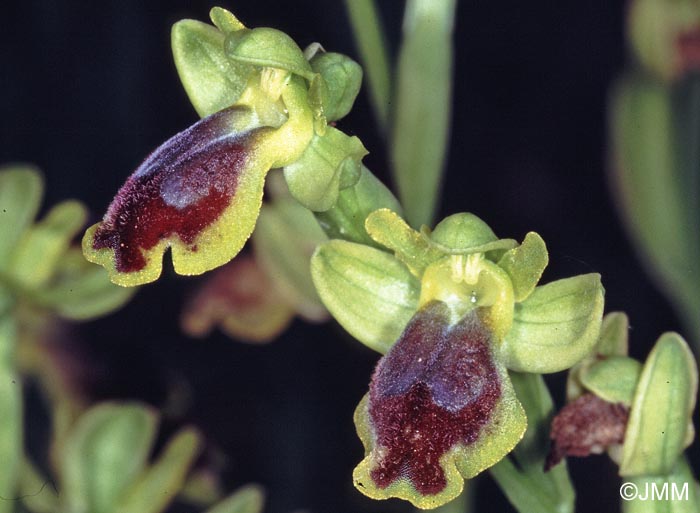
[366,301,501,496]
[89,107,254,274]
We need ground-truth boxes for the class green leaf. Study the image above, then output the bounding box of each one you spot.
[620,332,698,476]
[32,247,136,320]
[283,127,367,211]
[59,402,158,513]
[225,28,313,81]
[498,274,605,373]
[611,74,700,347]
[311,240,419,353]
[391,0,456,227]
[253,197,328,321]
[8,200,87,289]
[580,356,642,406]
[365,208,443,276]
[309,52,363,122]
[0,165,43,271]
[343,0,391,132]
[204,484,265,513]
[116,427,202,513]
[315,165,402,247]
[0,315,21,513]
[498,232,549,302]
[172,19,251,118]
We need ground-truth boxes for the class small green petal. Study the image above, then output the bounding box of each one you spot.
[315,165,402,247]
[579,356,642,406]
[365,208,444,276]
[311,240,419,353]
[309,51,363,121]
[498,274,605,373]
[0,165,43,270]
[209,7,245,33]
[426,213,517,256]
[497,232,549,302]
[620,332,698,476]
[225,27,314,81]
[117,427,202,513]
[283,127,367,211]
[59,402,158,513]
[204,484,265,513]
[172,19,251,118]
[253,197,328,321]
[8,200,87,289]
[596,311,630,356]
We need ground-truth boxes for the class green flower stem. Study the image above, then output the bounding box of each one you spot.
[391,0,456,227]
[0,313,21,512]
[343,0,391,132]
[490,373,575,513]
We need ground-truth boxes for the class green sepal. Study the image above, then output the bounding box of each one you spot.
[204,484,265,513]
[353,359,526,508]
[622,458,699,513]
[116,427,202,513]
[7,200,87,290]
[309,51,363,121]
[253,197,328,321]
[283,127,367,211]
[620,332,698,476]
[365,208,444,276]
[0,316,21,513]
[315,165,402,246]
[498,274,605,373]
[497,232,549,302]
[0,165,43,270]
[426,213,517,256]
[209,7,245,33]
[311,239,419,353]
[225,27,314,81]
[58,402,158,513]
[172,19,252,118]
[579,356,642,406]
[32,247,136,320]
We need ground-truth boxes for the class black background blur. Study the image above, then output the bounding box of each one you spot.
[1,1,697,513]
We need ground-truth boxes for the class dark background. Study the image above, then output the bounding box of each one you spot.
[1,1,697,513]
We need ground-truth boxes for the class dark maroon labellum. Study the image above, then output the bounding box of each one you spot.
[91,107,255,272]
[368,301,501,495]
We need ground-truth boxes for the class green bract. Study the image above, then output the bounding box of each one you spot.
[620,332,698,476]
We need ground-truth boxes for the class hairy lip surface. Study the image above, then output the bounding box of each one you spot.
[368,302,500,495]
[92,108,251,273]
